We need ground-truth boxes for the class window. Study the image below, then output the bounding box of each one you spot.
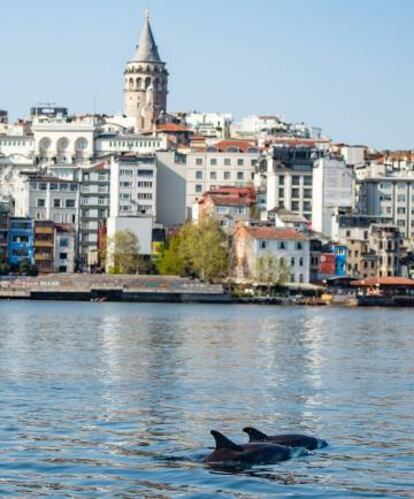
[59,253,68,260]
[237,158,244,166]
[60,239,69,247]
[279,176,285,186]
[121,182,131,188]
[196,158,203,166]
[292,201,300,211]
[50,183,58,191]
[210,158,217,166]
[304,176,312,186]
[137,170,153,177]
[236,208,246,215]
[279,241,286,250]
[279,188,284,198]
[66,200,75,208]
[296,242,303,250]
[291,257,295,267]
[224,158,231,166]
[195,185,203,193]
[138,193,153,200]
[292,176,300,186]
[210,171,217,180]
[37,199,45,208]
[237,172,244,181]
[70,184,78,192]
[59,184,68,191]
[260,241,268,250]
[39,183,47,191]
[54,199,61,208]
[304,189,312,199]
[299,257,304,267]
[291,188,300,199]
[224,171,231,180]
[196,171,203,180]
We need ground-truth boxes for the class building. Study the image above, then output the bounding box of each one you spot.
[32,114,97,165]
[156,151,187,226]
[0,201,10,260]
[184,112,232,138]
[34,221,55,274]
[186,141,260,218]
[14,173,80,226]
[109,155,157,219]
[197,187,256,232]
[368,224,403,277]
[54,224,76,273]
[79,163,110,268]
[358,175,414,242]
[106,215,153,272]
[312,157,354,238]
[8,217,34,267]
[233,223,310,283]
[266,145,321,220]
[124,10,168,132]
[0,110,8,124]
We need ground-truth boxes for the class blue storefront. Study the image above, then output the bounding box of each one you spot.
[8,218,34,267]
[333,244,347,277]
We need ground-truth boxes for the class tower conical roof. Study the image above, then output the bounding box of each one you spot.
[133,10,162,63]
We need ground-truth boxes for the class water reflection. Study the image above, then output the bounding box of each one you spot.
[0,302,412,497]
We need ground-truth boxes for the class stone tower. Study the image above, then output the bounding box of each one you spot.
[124,10,168,132]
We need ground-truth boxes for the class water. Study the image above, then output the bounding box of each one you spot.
[0,302,413,498]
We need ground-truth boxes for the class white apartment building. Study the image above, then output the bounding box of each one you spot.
[54,224,76,273]
[156,151,187,226]
[14,173,80,225]
[95,134,167,157]
[184,112,232,138]
[233,223,310,284]
[358,174,414,242]
[32,115,97,165]
[109,155,157,219]
[266,146,319,220]
[0,136,35,163]
[312,157,354,238]
[186,143,261,218]
[79,164,110,267]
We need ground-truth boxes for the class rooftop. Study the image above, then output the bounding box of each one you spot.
[351,277,414,287]
[245,226,308,242]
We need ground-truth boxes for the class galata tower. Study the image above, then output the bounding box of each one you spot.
[124,10,168,132]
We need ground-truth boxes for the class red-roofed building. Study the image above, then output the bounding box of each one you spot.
[233,223,310,283]
[198,187,257,232]
[156,122,193,146]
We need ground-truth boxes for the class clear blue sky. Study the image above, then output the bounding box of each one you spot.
[1,0,413,149]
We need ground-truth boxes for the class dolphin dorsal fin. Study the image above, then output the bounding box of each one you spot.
[243,427,268,442]
[211,431,243,451]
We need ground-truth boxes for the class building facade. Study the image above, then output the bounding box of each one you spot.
[233,224,310,284]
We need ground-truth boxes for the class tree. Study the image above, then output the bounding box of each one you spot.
[0,252,9,275]
[156,219,230,282]
[107,230,141,275]
[256,253,290,295]
[18,258,38,277]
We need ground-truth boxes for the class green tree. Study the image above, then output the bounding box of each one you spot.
[0,252,9,275]
[18,258,38,277]
[157,219,229,282]
[256,253,290,295]
[107,230,141,275]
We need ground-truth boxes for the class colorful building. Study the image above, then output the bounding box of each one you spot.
[8,217,34,267]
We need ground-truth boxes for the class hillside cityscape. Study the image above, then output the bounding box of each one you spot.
[1,9,413,299]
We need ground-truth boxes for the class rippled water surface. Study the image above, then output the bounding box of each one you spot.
[0,302,413,497]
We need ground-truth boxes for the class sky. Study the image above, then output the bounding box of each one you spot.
[1,0,413,149]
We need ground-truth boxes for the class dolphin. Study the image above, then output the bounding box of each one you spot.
[204,430,294,465]
[243,427,328,450]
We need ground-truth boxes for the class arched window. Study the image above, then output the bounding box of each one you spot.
[154,78,160,90]
[136,78,142,90]
[145,77,151,89]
